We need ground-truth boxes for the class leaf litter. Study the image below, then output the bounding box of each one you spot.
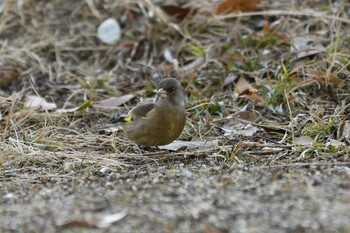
[0,0,350,232]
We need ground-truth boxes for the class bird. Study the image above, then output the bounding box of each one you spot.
[111,78,186,146]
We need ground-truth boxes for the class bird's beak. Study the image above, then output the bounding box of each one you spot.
[156,88,167,98]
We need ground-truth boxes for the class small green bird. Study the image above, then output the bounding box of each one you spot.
[111,78,186,146]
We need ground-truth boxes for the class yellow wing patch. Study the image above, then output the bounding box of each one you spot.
[123,115,133,122]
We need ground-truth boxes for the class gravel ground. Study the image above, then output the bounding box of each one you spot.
[1,160,350,233]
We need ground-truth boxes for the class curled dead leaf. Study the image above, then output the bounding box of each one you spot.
[59,210,128,229]
[234,76,251,94]
[235,76,262,102]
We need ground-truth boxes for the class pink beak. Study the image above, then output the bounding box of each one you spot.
[156,88,167,98]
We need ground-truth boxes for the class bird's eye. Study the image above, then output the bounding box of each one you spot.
[168,87,176,92]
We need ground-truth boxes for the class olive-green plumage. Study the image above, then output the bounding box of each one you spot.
[112,78,186,146]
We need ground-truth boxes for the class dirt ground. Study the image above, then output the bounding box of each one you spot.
[2,162,350,233]
[1,0,350,232]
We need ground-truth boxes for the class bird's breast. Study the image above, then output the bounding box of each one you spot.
[123,105,186,146]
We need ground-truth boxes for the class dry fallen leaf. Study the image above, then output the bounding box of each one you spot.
[338,120,350,141]
[222,73,238,88]
[232,111,255,121]
[93,94,135,109]
[159,140,218,151]
[294,136,313,146]
[24,95,57,111]
[242,92,263,103]
[258,123,289,133]
[214,111,259,137]
[234,76,251,94]
[296,44,326,59]
[221,123,258,137]
[215,0,260,14]
[307,70,343,86]
[234,76,262,102]
[291,36,326,59]
[161,5,197,21]
[59,210,128,229]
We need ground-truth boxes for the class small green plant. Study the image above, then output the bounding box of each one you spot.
[187,42,205,56]
[226,144,241,163]
[77,72,112,90]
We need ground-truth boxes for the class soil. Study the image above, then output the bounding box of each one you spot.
[2,161,350,233]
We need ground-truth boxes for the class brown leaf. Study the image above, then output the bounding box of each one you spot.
[262,19,270,33]
[234,76,251,94]
[234,76,262,102]
[308,70,343,85]
[215,0,260,14]
[59,220,91,228]
[94,94,135,109]
[258,123,289,133]
[242,92,263,103]
[232,111,255,121]
[161,5,197,21]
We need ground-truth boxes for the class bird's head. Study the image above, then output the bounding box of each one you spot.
[154,78,184,107]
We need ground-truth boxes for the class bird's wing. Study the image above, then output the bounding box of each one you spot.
[130,102,155,119]
[111,102,155,123]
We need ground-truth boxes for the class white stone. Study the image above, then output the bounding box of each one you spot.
[97,18,121,45]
